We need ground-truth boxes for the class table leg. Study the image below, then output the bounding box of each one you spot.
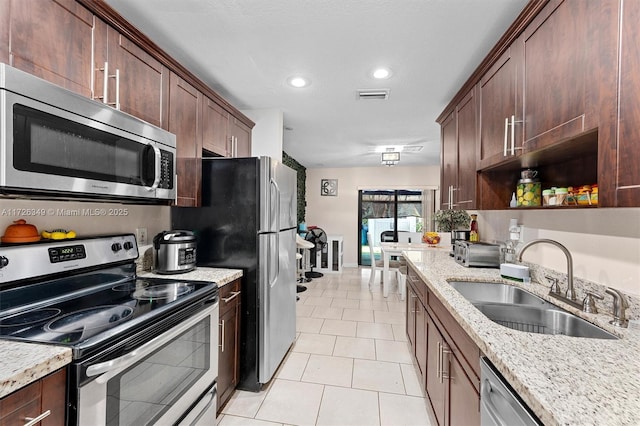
[383,251,389,298]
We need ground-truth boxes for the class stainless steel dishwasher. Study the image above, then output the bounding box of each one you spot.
[480,358,541,426]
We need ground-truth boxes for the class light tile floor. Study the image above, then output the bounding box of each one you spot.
[217,267,433,426]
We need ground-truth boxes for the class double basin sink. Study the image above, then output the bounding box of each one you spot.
[448,281,618,340]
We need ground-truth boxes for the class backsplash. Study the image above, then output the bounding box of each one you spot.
[0,198,170,245]
[523,261,640,322]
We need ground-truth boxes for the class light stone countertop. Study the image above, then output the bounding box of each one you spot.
[0,267,241,400]
[139,266,243,287]
[0,341,71,398]
[403,249,640,426]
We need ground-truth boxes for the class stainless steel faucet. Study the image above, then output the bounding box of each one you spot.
[605,288,629,328]
[517,239,581,309]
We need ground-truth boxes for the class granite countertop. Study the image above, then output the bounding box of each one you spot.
[139,266,243,287]
[403,249,640,425]
[0,267,242,400]
[0,341,71,398]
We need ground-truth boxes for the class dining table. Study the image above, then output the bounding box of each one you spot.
[379,241,452,298]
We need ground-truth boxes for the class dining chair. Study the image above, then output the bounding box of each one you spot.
[397,232,423,244]
[367,231,400,288]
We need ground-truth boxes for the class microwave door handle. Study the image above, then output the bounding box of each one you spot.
[144,144,161,191]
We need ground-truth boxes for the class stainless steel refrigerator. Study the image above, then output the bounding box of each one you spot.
[171,156,297,391]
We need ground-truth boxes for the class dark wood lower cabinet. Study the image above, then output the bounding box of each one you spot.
[407,265,480,426]
[0,368,66,426]
[217,279,241,412]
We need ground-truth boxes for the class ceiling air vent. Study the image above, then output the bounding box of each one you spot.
[357,89,390,100]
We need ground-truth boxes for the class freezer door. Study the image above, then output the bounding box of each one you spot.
[259,157,297,233]
[258,228,296,383]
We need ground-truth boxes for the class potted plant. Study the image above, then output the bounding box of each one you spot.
[434,209,471,233]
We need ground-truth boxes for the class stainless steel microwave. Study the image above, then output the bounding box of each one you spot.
[0,63,176,202]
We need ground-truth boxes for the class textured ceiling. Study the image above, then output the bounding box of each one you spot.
[103,0,528,168]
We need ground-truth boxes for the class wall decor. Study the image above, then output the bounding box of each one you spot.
[321,179,338,196]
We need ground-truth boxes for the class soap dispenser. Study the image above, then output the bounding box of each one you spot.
[504,219,521,262]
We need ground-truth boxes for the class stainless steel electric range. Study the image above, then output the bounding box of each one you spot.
[0,234,219,425]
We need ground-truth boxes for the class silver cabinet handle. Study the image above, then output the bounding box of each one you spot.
[441,343,451,380]
[219,319,225,352]
[503,116,509,156]
[222,290,241,303]
[437,341,442,382]
[113,68,120,110]
[510,115,515,155]
[24,410,51,426]
[96,61,120,109]
[96,62,109,103]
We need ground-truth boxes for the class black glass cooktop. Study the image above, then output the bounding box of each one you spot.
[0,277,215,346]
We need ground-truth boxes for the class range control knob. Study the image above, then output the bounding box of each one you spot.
[0,256,8,269]
[123,241,134,250]
[111,243,122,252]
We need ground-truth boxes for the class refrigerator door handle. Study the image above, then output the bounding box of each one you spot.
[270,177,281,286]
[270,177,281,232]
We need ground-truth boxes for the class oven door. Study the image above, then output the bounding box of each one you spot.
[77,303,218,426]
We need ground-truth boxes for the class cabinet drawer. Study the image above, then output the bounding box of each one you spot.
[407,265,427,305]
[219,279,241,315]
[0,379,40,419]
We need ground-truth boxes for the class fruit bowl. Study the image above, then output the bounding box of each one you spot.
[422,232,441,246]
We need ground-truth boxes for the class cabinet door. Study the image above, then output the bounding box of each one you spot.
[614,0,640,206]
[94,19,168,128]
[440,112,456,210]
[8,0,94,97]
[169,73,202,207]
[41,368,66,426]
[477,45,519,169]
[521,0,595,151]
[406,286,417,350]
[218,299,240,410]
[230,118,252,157]
[415,300,428,384]
[448,355,480,426]
[202,98,230,156]
[425,314,446,426]
[456,89,477,208]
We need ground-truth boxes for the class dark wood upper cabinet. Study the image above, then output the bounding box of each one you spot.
[0,1,9,64]
[169,73,202,207]
[477,45,521,169]
[520,0,596,151]
[94,18,169,128]
[442,0,638,208]
[231,118,252,157]
[440,112,457,210]
[7,0,94,97]
[439,89,477,210]
[203,98,231,157]
[611,0,640,206]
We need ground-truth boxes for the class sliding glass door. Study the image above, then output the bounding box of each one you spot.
[358,189,435,266]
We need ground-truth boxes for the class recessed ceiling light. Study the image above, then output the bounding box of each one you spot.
[287,76,310,88]
[372,68,392,79]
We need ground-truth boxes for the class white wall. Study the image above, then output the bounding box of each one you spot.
[242,108,283,160]
[306,165,440,266]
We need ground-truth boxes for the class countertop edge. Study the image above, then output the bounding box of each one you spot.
[0,342,72,398]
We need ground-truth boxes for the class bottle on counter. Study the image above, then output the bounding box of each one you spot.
[470,214,479,241]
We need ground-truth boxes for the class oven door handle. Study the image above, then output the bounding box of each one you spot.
[86,304,215,379]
